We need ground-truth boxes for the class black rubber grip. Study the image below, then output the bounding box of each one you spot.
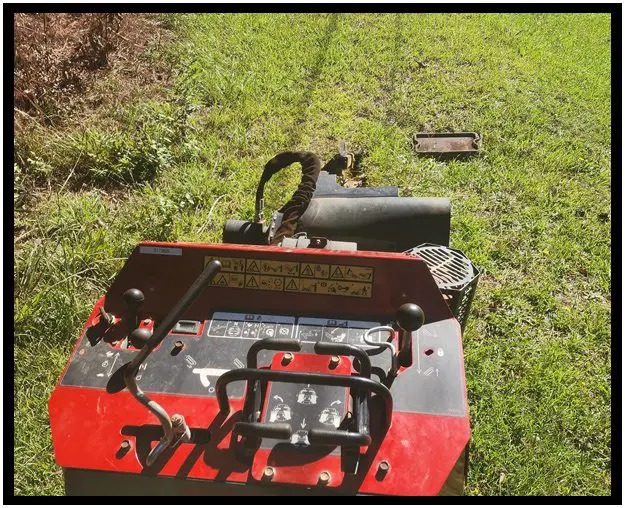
[233,422,293,440]
[307,428,371,447]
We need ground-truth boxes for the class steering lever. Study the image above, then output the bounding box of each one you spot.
[124,259,222,466]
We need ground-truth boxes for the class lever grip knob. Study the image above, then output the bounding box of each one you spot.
[123,288,145,311]
[129,327,152,348]
[395,303,425,332]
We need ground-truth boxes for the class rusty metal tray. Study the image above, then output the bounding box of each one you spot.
[413,132,480,160]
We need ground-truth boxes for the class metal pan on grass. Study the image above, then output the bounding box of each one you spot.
[413,132,480,160]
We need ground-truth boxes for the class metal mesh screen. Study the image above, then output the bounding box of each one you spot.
[406,244,480,332]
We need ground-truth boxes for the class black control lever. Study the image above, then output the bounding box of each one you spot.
[129,327,151,349]
[395,303,425,367]
[123,259,222,466]
[127,260,222,370]
[123,288,145,331]
[233,422,293,441]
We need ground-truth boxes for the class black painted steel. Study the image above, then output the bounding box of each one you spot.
[313,171,398,198]
[233,422,293,440]
[308,428,371,447]
[216,369,392,434]
[312,342,371,379]
[222,220,266,245]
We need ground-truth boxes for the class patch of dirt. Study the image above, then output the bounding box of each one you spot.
[14,13,171,129]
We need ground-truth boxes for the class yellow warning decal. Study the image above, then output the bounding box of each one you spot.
[227,273,245,288]
[259,275,284,291]
[260,259,299,276]
[205,256,246,273]
[204,256,373,298]
[246,259,261,274]
[300,263,330,279]
[321,280,372,297]
[284,277,300,292]
[210,272,245,288]
[329,264,374,283]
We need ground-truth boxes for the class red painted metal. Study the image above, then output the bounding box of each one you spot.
[103,242,454,326]
[49,241,469,495]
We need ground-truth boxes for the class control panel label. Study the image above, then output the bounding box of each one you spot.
[205,256,374,298]
[140,246,182,256]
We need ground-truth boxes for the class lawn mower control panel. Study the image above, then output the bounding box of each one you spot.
[49,242,470,496]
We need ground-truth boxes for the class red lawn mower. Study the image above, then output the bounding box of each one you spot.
[49,150,480,496]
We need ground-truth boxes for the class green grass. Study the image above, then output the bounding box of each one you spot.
[14,13,611,496]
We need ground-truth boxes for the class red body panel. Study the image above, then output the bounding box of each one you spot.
[49,242,470,495]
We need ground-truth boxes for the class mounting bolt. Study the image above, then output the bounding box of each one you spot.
[172,340,184,355]
[263,466,275,480]
[329,355,341,369]
[282,352,294,365]
[319,471,331,485]
[120,439,131,451]
[376,460,390,480]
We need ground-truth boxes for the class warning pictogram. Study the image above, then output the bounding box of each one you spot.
[259,276,283,291]
[329,264,374,282]
[228,273,245,288]
[204,256,373,297]
[246,260,260,273]
[260,260,299,276]
[285,278,300,291]
[214,275,228,287]
[300,263,329,278]
[210,272,245,288]
[245,275,259,288]
[314,264,330,278]
[300,279,318,293]
[330,266,344,279]
[205,256,245,273]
